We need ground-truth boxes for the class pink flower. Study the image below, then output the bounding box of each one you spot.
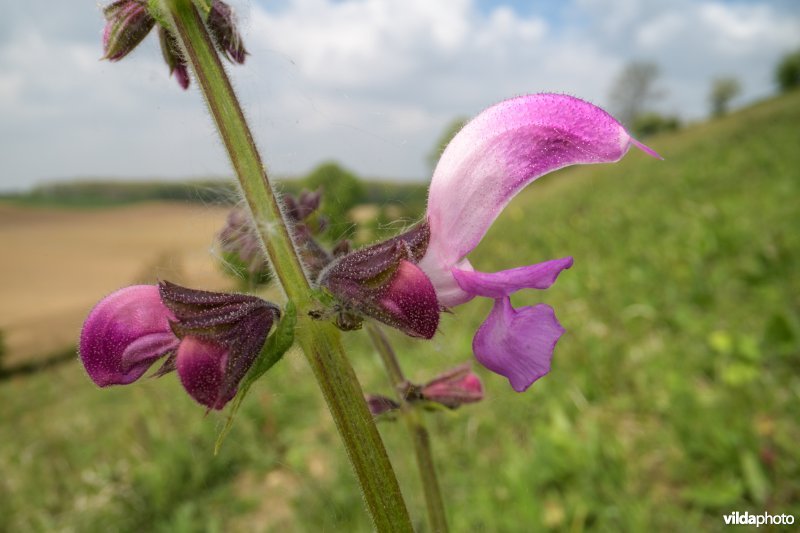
[318,93,658,392]
[417,93,660,391]
[79,282,280,409]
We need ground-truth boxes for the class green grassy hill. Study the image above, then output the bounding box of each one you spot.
[1,91,798,531]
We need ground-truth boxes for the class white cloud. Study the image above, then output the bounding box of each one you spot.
[0,0,799,190]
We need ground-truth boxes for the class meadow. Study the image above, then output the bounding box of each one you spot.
[1,90,798,531]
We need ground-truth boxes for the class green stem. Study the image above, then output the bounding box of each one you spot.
[158,1,412,530]
[367,323,450,533]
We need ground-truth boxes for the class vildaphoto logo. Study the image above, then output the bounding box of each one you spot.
[723,511,795,527]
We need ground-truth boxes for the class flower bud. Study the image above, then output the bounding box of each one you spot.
[79,281,280,411]
[207,0,247,64]
[158,27,190,90]
[158,281,281,409]
[318,223,440,338]
[419,364,484,409]
[365,394,400,417]
[218,208,272,285]
[102,0,155,62]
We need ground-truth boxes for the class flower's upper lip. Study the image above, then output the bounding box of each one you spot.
[419,93,658,304]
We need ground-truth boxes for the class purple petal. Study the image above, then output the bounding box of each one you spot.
[473,297,565,392]
[420,94,657,299]
[452,257,573,299]
[79,285,178,387]
[175,336,234,410]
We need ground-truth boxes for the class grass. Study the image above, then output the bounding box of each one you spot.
[1,91,799,531]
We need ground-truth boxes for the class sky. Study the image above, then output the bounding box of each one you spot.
[0,0,798,191]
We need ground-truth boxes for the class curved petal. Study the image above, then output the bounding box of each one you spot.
[452,256,573,298]
[79,285,178,387]
[175,336,234,410]
[424,94,659,270]
[473,297,565,392]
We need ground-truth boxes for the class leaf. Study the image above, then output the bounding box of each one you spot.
[740,450,770,505]
[215,301,297,454]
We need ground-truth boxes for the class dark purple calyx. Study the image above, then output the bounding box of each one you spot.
[318,222,440,339]
[207,0,247,64]
[102,0,155,62]
[158,281,280,406]
[158,27,190,90]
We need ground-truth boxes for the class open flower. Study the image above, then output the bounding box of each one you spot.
[79,282,280,409]
[417,93,660,391]
[322,93,658,392]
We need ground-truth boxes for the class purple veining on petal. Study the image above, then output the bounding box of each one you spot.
[422,94,653,283]
[175,336,234,410]
[452,256,573,299]
[79,285,177,387]
[472,297,565,392]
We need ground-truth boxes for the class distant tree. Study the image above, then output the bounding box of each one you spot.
[631,112,681,137]
[304,161,366,232]
[427,117,468,170]
[608,61,664,128]
[709,77,741,117]
[775,49,800,92]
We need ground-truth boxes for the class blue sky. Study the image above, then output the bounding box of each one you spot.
[0,0,798,191]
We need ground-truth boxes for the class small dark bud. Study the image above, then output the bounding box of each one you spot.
[207,0,248,64]
[365,394,400,417]
[102,0,155,61]
[158,27,190,90]
[218,208,273,285]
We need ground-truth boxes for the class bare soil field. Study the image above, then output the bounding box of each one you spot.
[0,202,234,365]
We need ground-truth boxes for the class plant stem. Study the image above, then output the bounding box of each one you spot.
[367,323,449,533]
[158,1,412,530]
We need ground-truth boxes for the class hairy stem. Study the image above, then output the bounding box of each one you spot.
[367,323,449,533]
[158,1,412,530]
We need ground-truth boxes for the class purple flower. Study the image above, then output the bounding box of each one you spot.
[79,283,280,409]
[414,93,660,391]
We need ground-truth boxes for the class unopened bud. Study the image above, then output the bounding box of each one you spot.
[218,208,272,285]
[420,364,484,409]
[365,394,400,417]
[207,0,247,64]
[102,0,155,61]
[158,281,281,407]
[158,27,190,90]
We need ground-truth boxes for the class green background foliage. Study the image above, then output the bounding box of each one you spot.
[1,91,799,531]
